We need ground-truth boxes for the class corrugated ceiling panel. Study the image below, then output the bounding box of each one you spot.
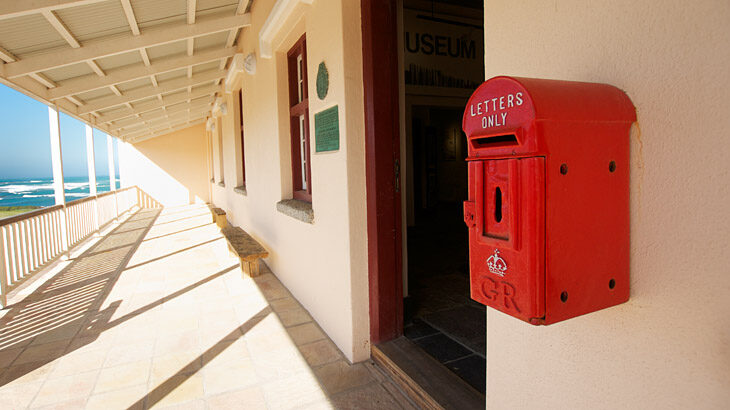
[147,41,187,61]
[197,0,238,12]
[135,95,159,106]
[43,62,94,83]
[197,5,237,19]
[54,0,131,43]
[115,77,153,92]
[0,14,69,57]
[162,89,188,99]
[194,32,228,51]
[132,0,186,26]
[98,105,128,116]
[192,61,220,75]
[191,82,217,92]
[95,50,142,71]
[156,68,187,82]
[76,87,115,102]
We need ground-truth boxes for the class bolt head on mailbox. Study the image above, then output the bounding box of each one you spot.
[462,76,636,325]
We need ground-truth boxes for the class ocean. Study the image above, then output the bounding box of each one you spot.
[0,176,121,208]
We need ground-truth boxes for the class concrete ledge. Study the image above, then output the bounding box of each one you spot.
[276,199,314,224]
[234,185,247,196]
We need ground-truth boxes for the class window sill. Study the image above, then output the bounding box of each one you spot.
[217,181,225,187]
[276,199,313,224]
[234,185,247,196]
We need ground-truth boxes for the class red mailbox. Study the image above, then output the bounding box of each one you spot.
[462,76,636,325]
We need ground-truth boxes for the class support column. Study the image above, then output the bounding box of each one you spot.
[48,106,70,258]
[86,125,100,234]
[107,134,119,219]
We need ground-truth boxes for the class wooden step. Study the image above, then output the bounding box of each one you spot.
[372,337,483,410]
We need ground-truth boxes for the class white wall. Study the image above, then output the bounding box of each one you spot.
[483,1,730,408]
[210,0,370,363]
[119,123,209,207]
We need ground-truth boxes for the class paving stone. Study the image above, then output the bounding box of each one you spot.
[330,382,402,410]
[299,339,343,368]
[313,360,375,395]
[94,360,151,394]
[31,369,99,408]
[206,386,267,410]
[287,322,326,346]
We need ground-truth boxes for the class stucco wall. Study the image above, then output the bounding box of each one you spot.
[210,0,369,362]
[483,1,730,408]
[119,123,210,207]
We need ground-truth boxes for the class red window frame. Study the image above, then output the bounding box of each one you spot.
[238,89,246,187]
[287,35,312,202]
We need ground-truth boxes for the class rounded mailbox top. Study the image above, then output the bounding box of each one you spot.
[462,76,636,157]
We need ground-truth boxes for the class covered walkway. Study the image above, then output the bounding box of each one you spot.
[0,204,413,409]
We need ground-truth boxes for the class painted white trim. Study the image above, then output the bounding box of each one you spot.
[224,53,245,94]
[259,0,314,59]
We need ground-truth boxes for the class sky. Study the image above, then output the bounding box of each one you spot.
[0,84,119,180]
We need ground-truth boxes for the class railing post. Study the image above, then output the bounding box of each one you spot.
[49,106,70,259]
[0,226,8,308]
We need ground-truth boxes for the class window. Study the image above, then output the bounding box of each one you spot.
[287,35,311,202]
[238,90,246,188]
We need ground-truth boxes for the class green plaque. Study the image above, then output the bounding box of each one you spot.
[314,105,339,152]
[316,62,329,100]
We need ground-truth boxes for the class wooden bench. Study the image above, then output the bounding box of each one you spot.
[209,206,227,229]
[221,226,268,277]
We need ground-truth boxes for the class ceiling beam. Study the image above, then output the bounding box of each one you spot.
[0,0,108,21]
[187,0,197,24]
[118,106,211,133]
[78,69,224,114]
[48,47,234,100]
[2,12,251,79]
[236,0,252,15]
[29,72,57,88]
[125,115,208,138]
[87,60,105,76]
[99,85,218,123]
[0,46,18,62]
[127,118,206,143]
[42,9,80,48]
[120,0,140,36]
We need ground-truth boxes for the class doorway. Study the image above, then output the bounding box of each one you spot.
[362,0,486,400]
[400,0,486,394]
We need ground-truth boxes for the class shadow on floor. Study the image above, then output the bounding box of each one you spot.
[0,209,161,385]
[0,204,417,409]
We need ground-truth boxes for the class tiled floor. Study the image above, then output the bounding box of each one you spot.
[0,204,415,409]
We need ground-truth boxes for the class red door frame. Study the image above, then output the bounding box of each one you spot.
[361,0,403,343]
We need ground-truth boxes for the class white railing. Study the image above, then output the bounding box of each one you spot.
[0,186,152,307]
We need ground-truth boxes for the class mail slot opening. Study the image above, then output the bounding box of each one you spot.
[494,187,503,223]
[471,134,518,150]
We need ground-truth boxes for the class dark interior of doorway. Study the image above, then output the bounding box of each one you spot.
[404,107,486,394]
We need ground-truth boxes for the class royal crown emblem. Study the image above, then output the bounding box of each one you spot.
[486,249,507,276]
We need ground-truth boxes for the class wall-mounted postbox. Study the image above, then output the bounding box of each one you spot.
[462,76,636,325]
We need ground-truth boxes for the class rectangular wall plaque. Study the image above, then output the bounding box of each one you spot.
[314,105,339,152]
